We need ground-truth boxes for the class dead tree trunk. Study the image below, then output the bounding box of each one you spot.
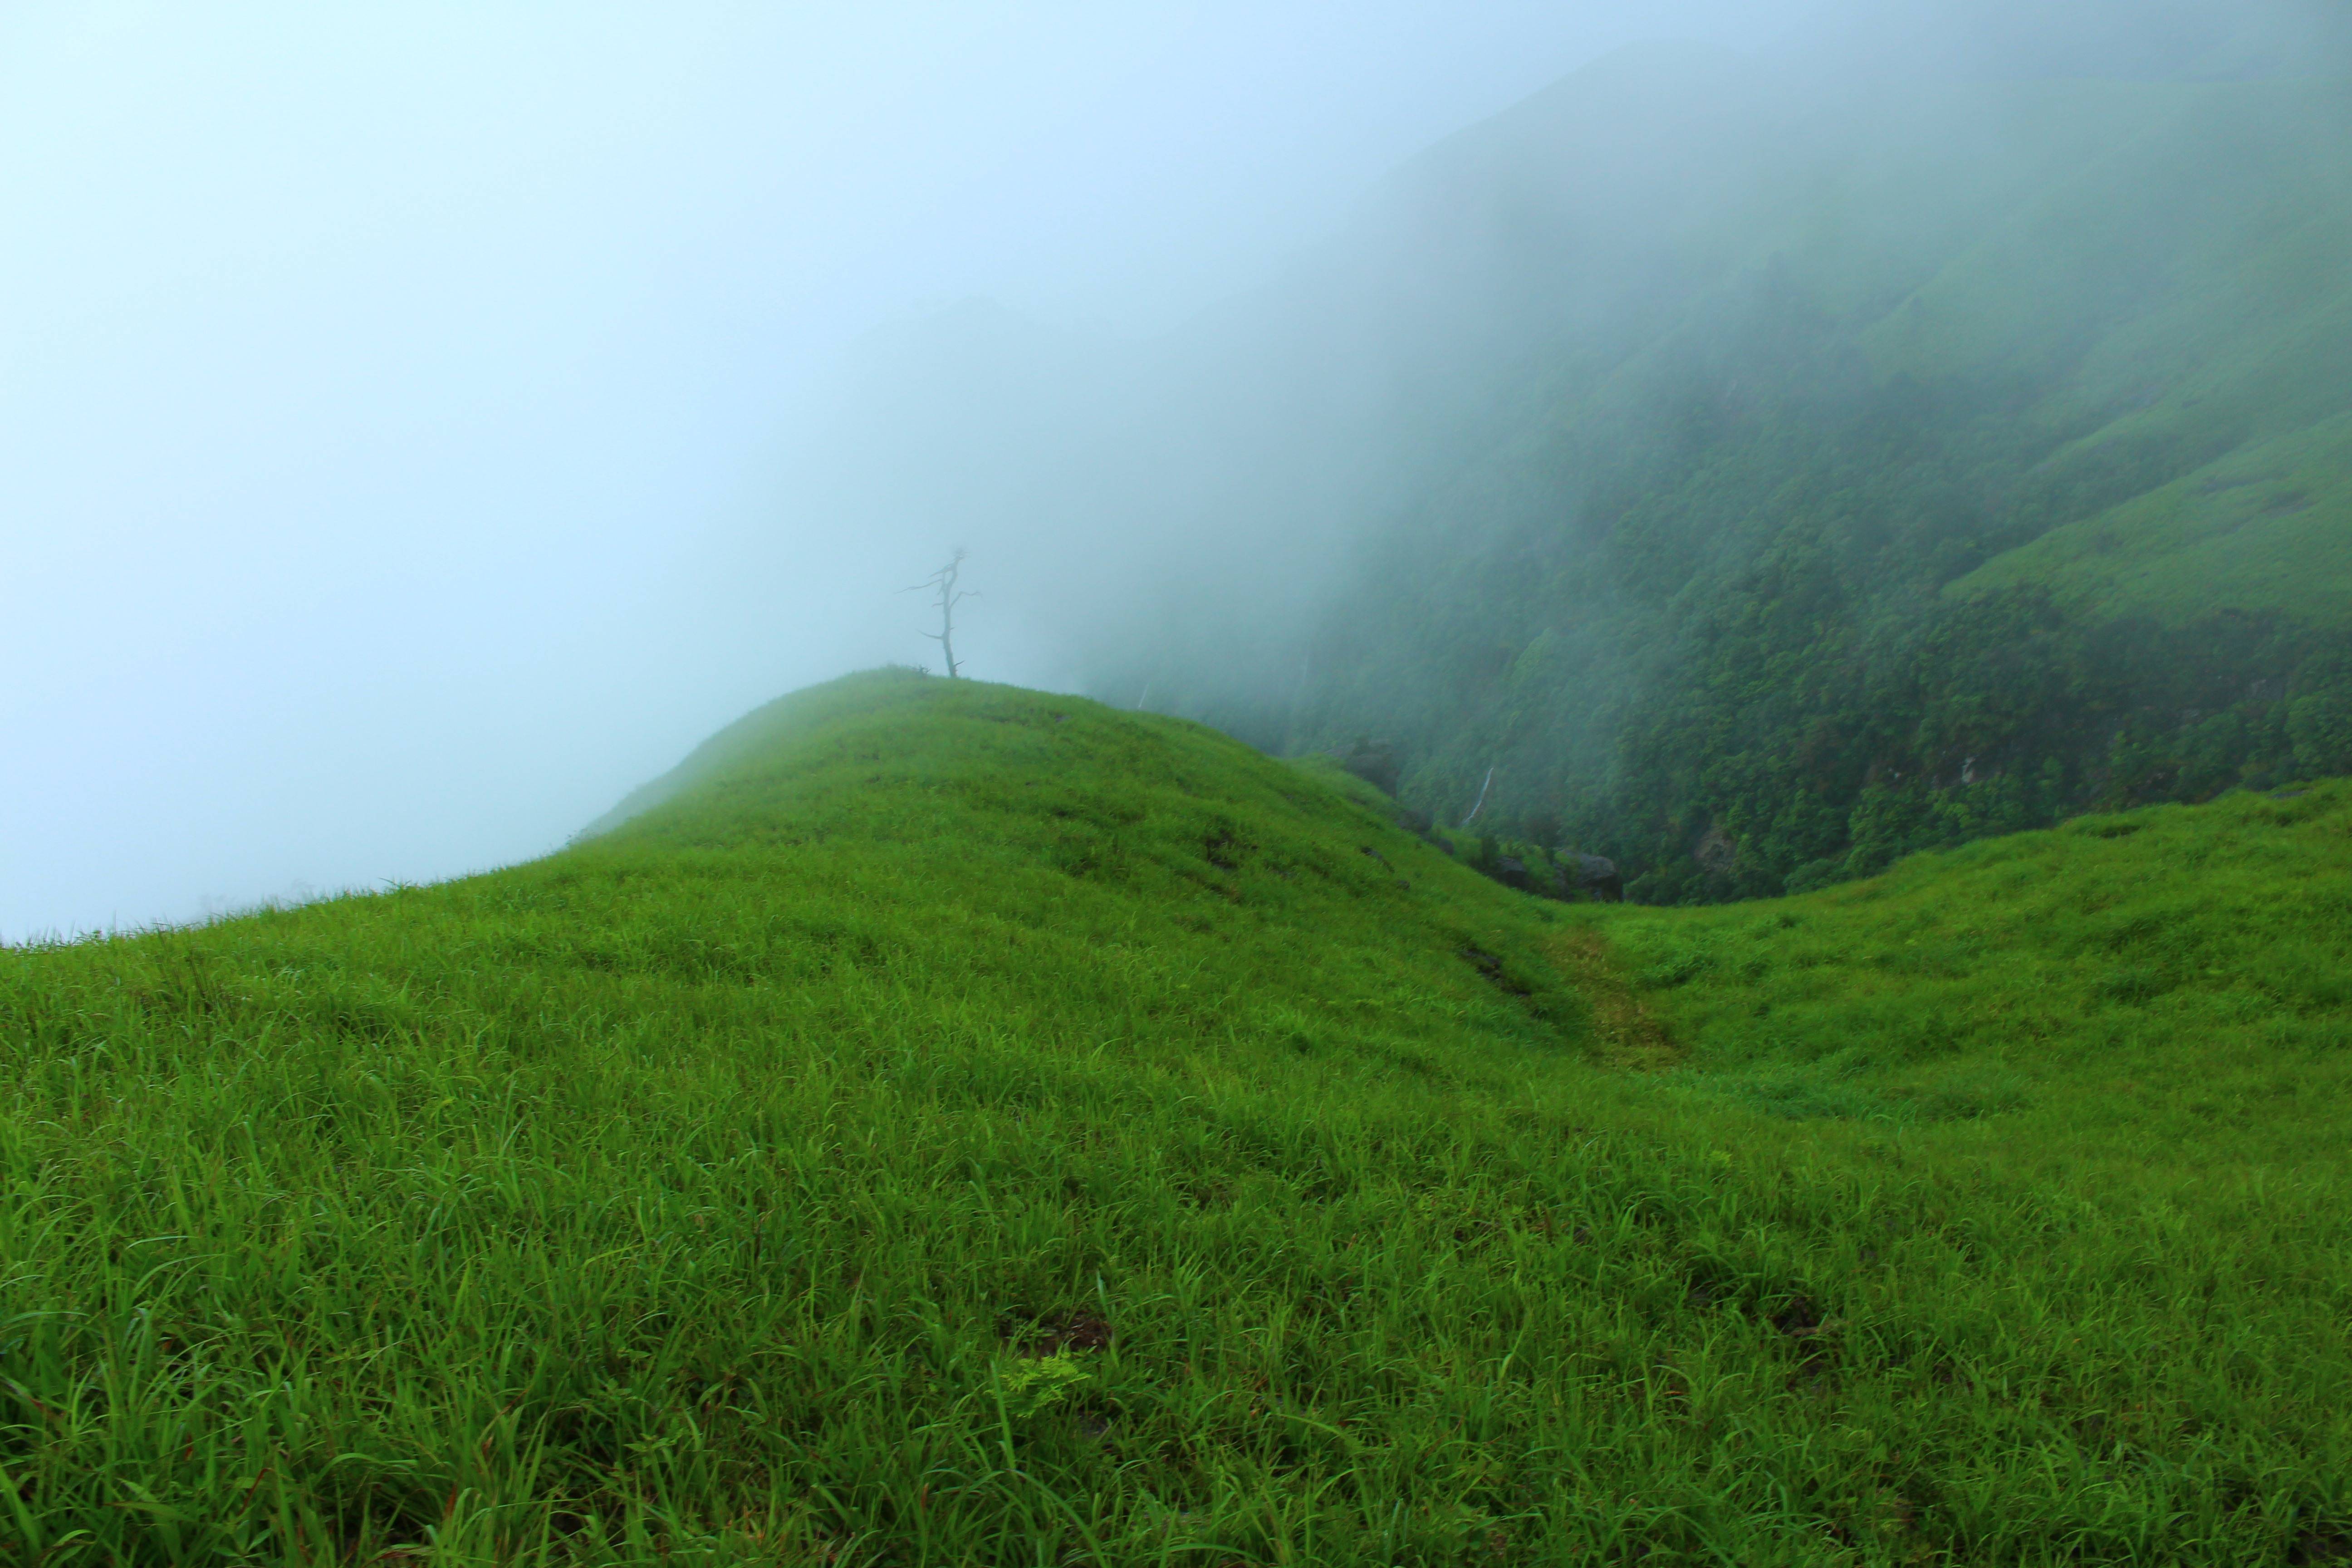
[908,550,974,678]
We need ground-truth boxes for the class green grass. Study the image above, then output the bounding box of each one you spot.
[1576,777,2352,1165]
[1948,414,2352,627]
[5,671,2352,1563]
[1880,79,2352,631]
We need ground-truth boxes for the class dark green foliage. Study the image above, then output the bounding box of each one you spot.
[2290,649,2352,779]
[1293,335,2352,897]
[1297,325,2352,903]
[1606,589,2344,903]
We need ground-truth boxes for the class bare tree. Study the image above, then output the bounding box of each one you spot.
[906,549,975,678]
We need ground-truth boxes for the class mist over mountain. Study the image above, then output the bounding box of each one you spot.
[788,0,2352,902]
[18,2,1795,942]
[16,0,2346,936]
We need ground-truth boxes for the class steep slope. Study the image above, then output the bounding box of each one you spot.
[5,671,2352,1563]
[786,42,2352,902]
[1279,63,2352,900]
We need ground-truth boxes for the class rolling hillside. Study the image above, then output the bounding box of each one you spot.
[5,671,2351,1563]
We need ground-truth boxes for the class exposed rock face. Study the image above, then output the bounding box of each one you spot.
[1492,856,1534,892]
[1693,826,1735,876]
[1338,738,1401,798]
[1572,854,1623,902]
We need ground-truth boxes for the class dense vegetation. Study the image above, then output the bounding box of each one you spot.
[1274,64,2352,902]
[802,47,2352,904]
[6,671,2350,1563]
[779,56,2352,906]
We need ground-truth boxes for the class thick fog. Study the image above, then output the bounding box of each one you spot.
[4,0,2340,941]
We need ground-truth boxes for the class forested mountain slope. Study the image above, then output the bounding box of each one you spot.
[1279,61,2352,901]
[800,44,2352,902]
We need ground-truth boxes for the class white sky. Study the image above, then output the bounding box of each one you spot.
[3,1,1799,941]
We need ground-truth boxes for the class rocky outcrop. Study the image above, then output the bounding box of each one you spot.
[1568,853,1622,902]
[1693,826,1734,876]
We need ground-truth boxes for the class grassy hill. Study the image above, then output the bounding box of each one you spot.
[5,670,2350,1563]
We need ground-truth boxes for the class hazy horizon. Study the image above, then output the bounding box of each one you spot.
[1,2,1807,941]
[6,0,2338,942]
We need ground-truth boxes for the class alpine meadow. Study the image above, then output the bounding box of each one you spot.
[9,4,2352,1565]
